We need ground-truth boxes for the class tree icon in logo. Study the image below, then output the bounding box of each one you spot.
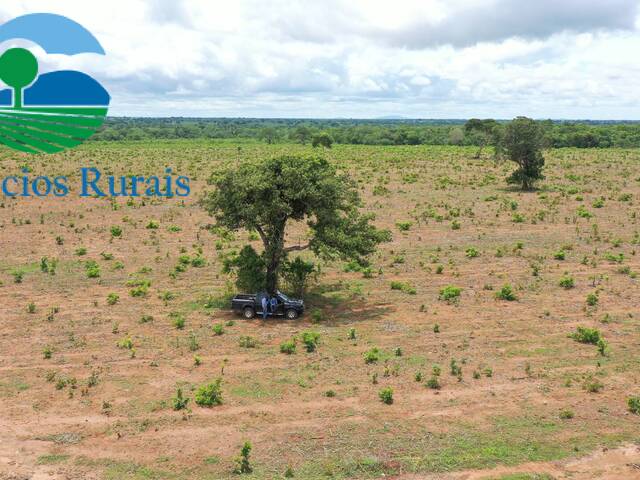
[0,13,110,154]
[0,48,38,109]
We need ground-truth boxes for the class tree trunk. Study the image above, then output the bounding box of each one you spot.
[263,223,285,294]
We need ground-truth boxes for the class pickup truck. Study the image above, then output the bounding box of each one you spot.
[231,292,304,319]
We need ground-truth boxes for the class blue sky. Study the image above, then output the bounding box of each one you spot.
[0,0,639,119]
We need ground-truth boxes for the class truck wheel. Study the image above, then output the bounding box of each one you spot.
[243,307,255,319]
[285,309,299,319]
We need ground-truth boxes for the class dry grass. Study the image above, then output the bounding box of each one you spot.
[1,141,639,479]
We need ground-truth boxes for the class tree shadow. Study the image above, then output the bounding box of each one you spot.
[259,281,394,327]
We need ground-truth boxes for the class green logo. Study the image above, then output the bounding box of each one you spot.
[0,13,110,154]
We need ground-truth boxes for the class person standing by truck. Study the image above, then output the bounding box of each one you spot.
[261,295,268,319]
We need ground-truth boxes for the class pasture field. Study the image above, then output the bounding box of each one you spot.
[1,140,640,479]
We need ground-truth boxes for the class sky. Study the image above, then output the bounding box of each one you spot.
[0,0,639,119]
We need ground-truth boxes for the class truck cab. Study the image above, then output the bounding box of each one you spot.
[231,291,304,319]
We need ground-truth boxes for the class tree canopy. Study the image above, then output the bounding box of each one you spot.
[202,155,391,293]
[503,116,545,190]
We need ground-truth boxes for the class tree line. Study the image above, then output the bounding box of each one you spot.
[91,117,640,148]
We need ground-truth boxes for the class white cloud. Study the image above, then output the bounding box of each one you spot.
[0,0,638,118]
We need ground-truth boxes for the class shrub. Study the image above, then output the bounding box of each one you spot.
[27,302,36,314]
[172,388,189,411]
[325,390,336,397]
[553,250,566,260]
[439,285,462,303]
[559,275,574,289]
[348,327,356,340]
[396,220,413,231]
[239,336,257,348]
[222,245,266,295]
[450,359,462,376]
[571,326,601,344]
[75,247,87,256]
[191,256,206,267]
[301,331,320,352]
[110,226,122,237]
[195,378,223,406]
[597,338,608,356]
[495,284,517,301]
[233,441,252,474]
[425,376,441,390]
[390,281,416,295]
[465,247,479,258]
[171,313,185,330]
[628,397,640,414]
[106,293,119,305]
[559,408,574,419]
[146,220,159,229]
[363,347,381,364]
[378,387,393,405]
[583,377,603,393]
[212,323,224,336]
[42,346,52,359]
[85,261,100,278]
[280,338,296,354]
[310,308,324,323]
[586,292,599,306]
[129,281,150,297]
[188,332,200,352]
[12,270,24,283]
[117,336,133,349]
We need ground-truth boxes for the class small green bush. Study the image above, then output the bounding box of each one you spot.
[571,326,601,344]
[425,376,441,390]
[439,285,462,303]
[195,378,223,406]
[280,338,296,354]
[233,441,252,474]
[378,387,393,405]
[559,408,574,419]
[465,247,479,258]
[363,347,381,364]
[628,396,640,414]
[212,323,224,336]
[495,284,517,301]
[301,331,320,352]
[172,388,189,411]
[396,220,413,231]
[559,275,574,289]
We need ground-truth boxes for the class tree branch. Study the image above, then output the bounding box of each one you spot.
[254,224,268,246]
[284,243,311,253]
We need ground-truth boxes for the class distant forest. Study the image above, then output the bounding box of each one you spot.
[91,118,640,148]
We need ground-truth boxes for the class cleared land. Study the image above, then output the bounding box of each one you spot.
[0,141,639,479]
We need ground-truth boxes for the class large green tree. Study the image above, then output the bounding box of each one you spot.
[502,116,545,190]
[464,118,500,158]
[202,155,391,294]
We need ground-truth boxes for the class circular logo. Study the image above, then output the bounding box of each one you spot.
[0,13,110,154]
